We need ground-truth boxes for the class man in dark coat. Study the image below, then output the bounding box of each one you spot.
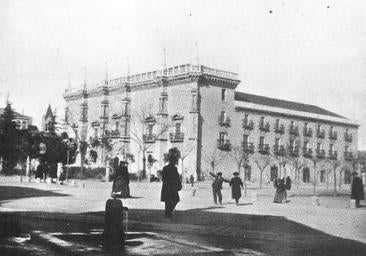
[351,172,365,207]
[209,172,229,205]
[230,172,244,206]
[161,150,181,218]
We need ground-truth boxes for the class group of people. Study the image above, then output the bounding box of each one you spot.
[209,171,244,206]
[35,160,65,184]
[110,150,365,220]
[273,176,292,203]
[111,161,131,198]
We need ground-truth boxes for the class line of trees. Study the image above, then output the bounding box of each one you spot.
[203,141,358,195]
[0,102,78,176]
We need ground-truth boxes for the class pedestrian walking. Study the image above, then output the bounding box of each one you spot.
[209,171,229,205]
[161,148,182,218]
[285,176,292,202]
[121,161,130,198]
[230,172,244,206]
[35,160,44,181]
[273,177,286,203]
[351,172,365,208]
[189,174,195,187]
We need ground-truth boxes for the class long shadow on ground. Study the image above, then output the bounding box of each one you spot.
[85,207,366,256]
[0,186,69,202]
[1,208,365,256]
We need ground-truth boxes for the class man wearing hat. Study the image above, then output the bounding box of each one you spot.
[351,171,364,207]
[209,171,229,205]
[230,172,244,206]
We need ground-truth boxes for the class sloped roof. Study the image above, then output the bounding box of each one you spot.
[0,108,32,120]
[45,104,54,119]
[234,92,344,118]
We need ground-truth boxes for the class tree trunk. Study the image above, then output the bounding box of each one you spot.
[333,169,337,195]
[259,169,263,189]
[313,162,317,195]
[142,153,146,180]
[338,171,343,192]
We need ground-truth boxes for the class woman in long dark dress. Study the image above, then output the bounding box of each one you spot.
[273,177,286,203]
[111,161,130,198]
[230,172,244,206]
[160,150,182,218]
[351,172,365,207]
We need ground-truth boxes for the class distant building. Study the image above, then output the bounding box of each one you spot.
[42,104,55,132]
[63,63,359,185]
[0,107,33,130]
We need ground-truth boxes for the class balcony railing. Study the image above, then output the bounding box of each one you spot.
[328,150,338,160]
[329,131,338,140]
[273,145,286,156]
[289,126,299,136]
[303,128,313,137]
[242,119,254,130]
[345,133,353,142]
[316,129,325,139]
[274,124,285,134]
[302,148,313,158]
[344,151,353,161]
[259,122,270,132]
[105,130,120,138]
[218,116,231,128]
[143,133,156,143]
[242,142,254,153]
[217,139,231,151]
[316,149,326,159]
[288,146,299,157]
[258,143,270,154]
[169,133,184,143]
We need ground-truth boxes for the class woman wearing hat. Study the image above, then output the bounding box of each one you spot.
[230,172,244,206]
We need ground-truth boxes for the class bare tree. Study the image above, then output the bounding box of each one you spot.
[202,147,227,174]
[130,104,171,179]
[324,159,342,195]
[229,143,254,196]
[253,153,272,189]
[175,141,195,182]
[64,111,88,177]
[288,156,307,190]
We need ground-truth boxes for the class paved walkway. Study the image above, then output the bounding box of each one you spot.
[0,176,365,250]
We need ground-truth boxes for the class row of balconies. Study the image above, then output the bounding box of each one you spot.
[242,119,353,142]
[239,142,353,160]
[142,133,185,143]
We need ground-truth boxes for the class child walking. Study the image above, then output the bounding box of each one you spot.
[230,172,244,206]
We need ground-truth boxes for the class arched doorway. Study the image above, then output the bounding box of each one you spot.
[245,165,252,181]
[344,168,352,184]
[270,165,278,181]
[303,167,310,183]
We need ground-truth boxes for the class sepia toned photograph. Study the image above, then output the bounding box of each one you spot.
[0,0,365,255]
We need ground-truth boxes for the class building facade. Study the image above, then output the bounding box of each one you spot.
[63,64,359,184]
[0,107,33,130]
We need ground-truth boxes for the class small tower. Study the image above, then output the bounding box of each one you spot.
[79,67,89,142]
[100,62,110,136]
[120,57,132,160]
[42,104,55,132]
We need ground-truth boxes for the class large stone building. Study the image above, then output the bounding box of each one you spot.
[63,63,359,184]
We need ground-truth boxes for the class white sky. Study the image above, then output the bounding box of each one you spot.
[1,0,366,148]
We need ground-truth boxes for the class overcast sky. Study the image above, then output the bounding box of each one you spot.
[1,0,366,149]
